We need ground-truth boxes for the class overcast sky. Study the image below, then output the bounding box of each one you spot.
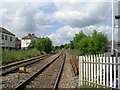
[0,0,115,46]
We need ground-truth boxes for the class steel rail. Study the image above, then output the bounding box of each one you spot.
[1,55,50,76]
[14,53,61,90]
[0,55,48,70]
[53,53,66,90]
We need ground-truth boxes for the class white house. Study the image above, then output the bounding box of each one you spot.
[0,27,15,48]
[21,33,37,49]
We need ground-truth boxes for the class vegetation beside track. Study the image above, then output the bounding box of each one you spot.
[2,49,42,64]
[54,30,108,56]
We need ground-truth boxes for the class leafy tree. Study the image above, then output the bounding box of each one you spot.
[77,36,89,55]
[54,46,59,51]
[69,41,74,49]
[60,44,64,49]
[29,37,52,53]
[73,31,86,49]
[72,30,108,55]
[88,30,108,54]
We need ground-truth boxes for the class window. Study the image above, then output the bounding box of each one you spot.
[10,37,12,41]
[5,35,7,40]
[2,34,4,40]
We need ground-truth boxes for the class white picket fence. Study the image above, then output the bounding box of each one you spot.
[79,54,120,89]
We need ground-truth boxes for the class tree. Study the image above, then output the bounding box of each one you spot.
[29,37,52,53]
[88,30,108,54]
[60,44,64,49]
[69,41,74,49]
[73,31,86,49]
[77,36,89,55]
[71,30,108,55]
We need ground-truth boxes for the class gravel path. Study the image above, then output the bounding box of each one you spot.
[58,52,79,88]
[1,53,60,89]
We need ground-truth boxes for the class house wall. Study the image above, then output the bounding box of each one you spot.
[0,33,15,47]
[21,39,31,48]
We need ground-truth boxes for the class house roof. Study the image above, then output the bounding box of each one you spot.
[22,33,37,39]
[0,27,15,36]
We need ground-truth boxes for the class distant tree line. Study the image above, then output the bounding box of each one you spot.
[55,30,108,55]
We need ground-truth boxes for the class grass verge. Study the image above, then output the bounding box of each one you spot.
[2,49,42,64]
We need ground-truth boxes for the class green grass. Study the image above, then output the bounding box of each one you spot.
[2,49,42,64]
[80,82,98,88]
[66,49,79,58]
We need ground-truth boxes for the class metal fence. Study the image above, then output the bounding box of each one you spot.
[79,54,120,89]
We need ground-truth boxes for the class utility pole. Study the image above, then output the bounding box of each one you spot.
[114,0,120,56]
[111,0,115,56]
[112,0,120,56]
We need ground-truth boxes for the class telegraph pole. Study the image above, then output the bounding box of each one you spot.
[115,14,120,56]
[112,0,120,56]
[111,0,115,56]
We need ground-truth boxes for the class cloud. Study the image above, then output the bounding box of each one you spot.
[54,2,111,28]
[0,1,113,46]
[0,2,54,38]
[48,26,80,45]
[48,25,112,46]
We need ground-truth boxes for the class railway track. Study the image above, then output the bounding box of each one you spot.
[14,52,66,90]
[0,54,50,76]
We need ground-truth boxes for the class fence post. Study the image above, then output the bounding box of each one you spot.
[79,56,81,87]
[99,57,103,86]
[91,55,94,87]
[110,57,113,87]
[86,56,88,85]
[113,57,116,88]
[93,55,96,87]
[96,56,99,88]
[88,55,91,86]
[79,56,82,86]
[83,56,86,85]
[106,57,109,87]
[103,57,106,87]
[118,57,120,89]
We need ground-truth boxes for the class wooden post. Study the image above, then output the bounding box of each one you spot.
[106,57,109,87]
[118,57,120,89]
[103,57,106,86]
[91,55,93,87]
[97,56,99,88]
[83,56,86,85]
[110,57,113,87]
[88,55,91,86]
[113,57,116,88]
[86,56,88,85]
[79,56,83,86]
[93,55,96,86]
[100,57,103,86]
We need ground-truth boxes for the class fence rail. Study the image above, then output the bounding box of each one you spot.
[79,54,120,89]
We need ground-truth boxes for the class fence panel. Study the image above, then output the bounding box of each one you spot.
[79,54,120,89]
